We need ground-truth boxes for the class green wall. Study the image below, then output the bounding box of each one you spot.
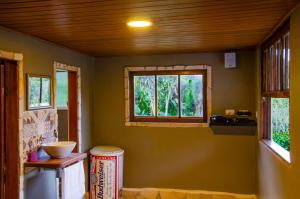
[94,51,257,194]
[256,6,300,199]
[0,26,95,152]
[0,26,95,199]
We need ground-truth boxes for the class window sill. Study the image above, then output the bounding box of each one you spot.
[261,139,291,163]
[125,122,209,128]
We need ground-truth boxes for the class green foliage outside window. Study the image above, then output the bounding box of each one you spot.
[271,98,290,151]
[134,76,155,116]
[41,78,50,106]
[28,75,51,109]
[29,77,41,107]
[157,75,178,116]
[56,71,68,107]
[133,74,203,118]
[181,75,203,117]
[272,132,290,151]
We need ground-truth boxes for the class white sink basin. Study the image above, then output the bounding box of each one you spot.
[42,141,76,159]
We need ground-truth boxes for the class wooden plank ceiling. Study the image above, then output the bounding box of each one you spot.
[0,0,298,56]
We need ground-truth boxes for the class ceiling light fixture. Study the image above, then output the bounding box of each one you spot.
[127,20,152,28]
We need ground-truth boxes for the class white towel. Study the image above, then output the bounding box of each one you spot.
[63,161,86,199]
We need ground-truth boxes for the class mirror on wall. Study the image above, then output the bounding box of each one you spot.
[27,74,51,110]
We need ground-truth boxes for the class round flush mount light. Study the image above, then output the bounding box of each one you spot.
[127,20,152,28]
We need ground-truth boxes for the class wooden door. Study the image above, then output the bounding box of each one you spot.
[0,59,19,199]
[68,71,78,152]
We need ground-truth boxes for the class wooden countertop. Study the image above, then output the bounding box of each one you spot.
[24,153,87,169]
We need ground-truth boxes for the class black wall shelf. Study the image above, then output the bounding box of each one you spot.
[210,121,257,127]
[209,121,257,135]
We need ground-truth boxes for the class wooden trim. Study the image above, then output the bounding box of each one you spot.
[3,60,20,199]
[68,71,78,153]
[0,50,23,199]
[129,69,207,123]
[202,70,208,122]
[262,91,289,98]
[262,21,290,49]
[124,65,212,127]
[178,75,181,118]
[0,50,23,61]
[130,70,207,76]
[125,121,209,128]
[259,2,300,46]
[154,75,157,117]
[0,62,4,199]
[132,117,205,123]
[129,73,135,122]
[262,97,271,139]
[24,153,87,169]
[0,1,299,57]
[53,61,82,152]
[261,20,290,96]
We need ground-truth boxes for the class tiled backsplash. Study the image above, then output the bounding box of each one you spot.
[23,109,58,162]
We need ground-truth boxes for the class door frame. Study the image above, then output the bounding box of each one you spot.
[53,61,82,152]
[0,50,24,199]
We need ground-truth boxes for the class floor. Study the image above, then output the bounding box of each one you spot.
[121,188,257,199]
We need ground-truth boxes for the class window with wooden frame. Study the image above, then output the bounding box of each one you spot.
[261,21,290,156]
[128,69,208,123]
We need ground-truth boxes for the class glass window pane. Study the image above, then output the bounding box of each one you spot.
[285,34,290,90]
[269,46,275,92]
[157,75,178,117]
[29,77,41,108]
[41,77,51,106]
[263,50,268,92]
[134,76,155,116]
[56,71,68,107]
[283,33,290,90]
[271,98,290,151]
[180,75,203,117]
[276,40,281,90]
